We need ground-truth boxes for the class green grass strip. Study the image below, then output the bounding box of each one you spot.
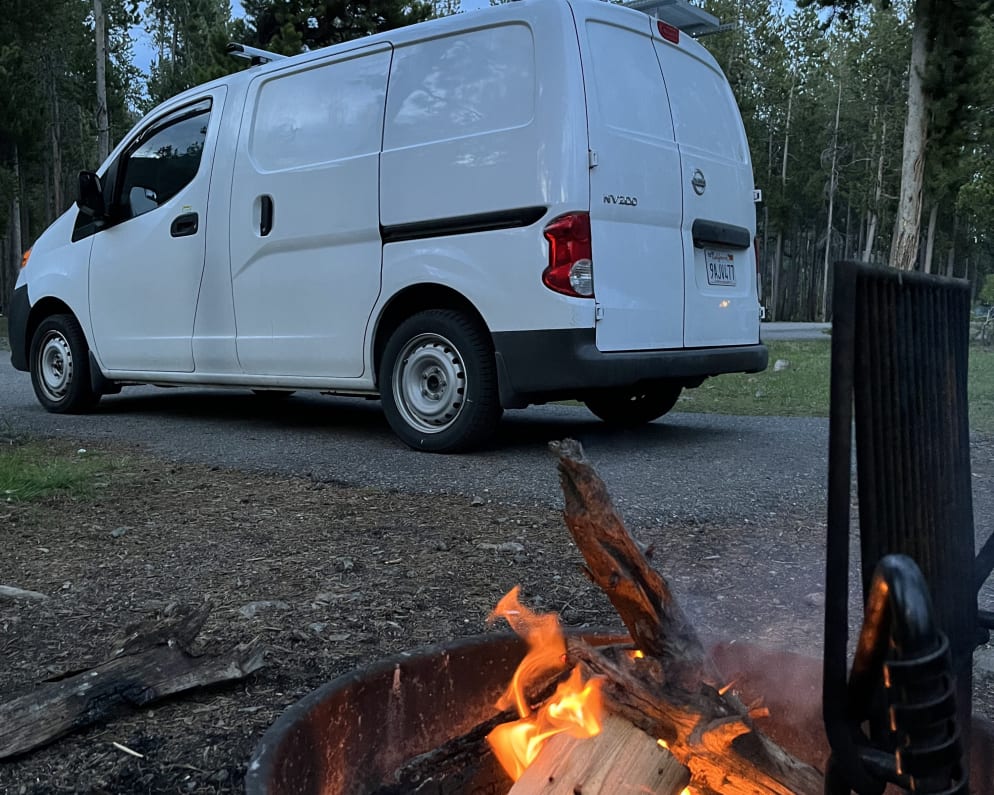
[0,442,114,502]
[678,338,994,436]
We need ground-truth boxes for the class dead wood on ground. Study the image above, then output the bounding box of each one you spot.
[0,604,265,759]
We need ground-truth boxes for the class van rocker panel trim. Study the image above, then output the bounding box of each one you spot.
[692,219,751,250]
[9,285,30,372]
[492,328,768,401]
[381,206,547,244]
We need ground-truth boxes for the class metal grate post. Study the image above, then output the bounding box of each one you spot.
[824,261,977,793]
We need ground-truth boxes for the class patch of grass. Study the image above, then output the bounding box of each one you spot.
[968,347,994,436]
[0,440,116,502]
[677,340,832,418]
[676,338,994,436]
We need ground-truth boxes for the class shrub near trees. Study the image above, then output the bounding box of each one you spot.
[2,0,992,321]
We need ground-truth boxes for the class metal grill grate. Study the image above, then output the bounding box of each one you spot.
[825,261,978,793]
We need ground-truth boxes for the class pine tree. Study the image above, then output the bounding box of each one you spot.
[800,0,989,271]
[242,0,434,53]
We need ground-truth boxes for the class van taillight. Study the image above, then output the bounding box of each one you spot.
[657,21,679,44]
[542,213,594,298]
[543,213,594,297]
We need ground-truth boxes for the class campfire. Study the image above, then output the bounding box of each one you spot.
[472,439,821,795]
[246,435,993,795]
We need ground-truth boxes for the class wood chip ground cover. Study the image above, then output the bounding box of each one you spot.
[1,440,991,794]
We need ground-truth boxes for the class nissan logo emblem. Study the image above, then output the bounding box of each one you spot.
[692,169,706,196]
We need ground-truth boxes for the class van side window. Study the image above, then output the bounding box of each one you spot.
[384,25,535,149]
[118,101,212,220]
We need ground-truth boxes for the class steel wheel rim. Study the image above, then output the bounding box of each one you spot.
[392,333,466,434]
[37,331,73,402]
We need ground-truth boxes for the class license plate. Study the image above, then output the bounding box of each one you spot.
[705,250,736,286]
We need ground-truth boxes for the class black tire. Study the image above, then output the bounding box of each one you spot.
[251,389,295,400]
[29,314,101,414]
[380,309,502,453]
[584,383,682,427]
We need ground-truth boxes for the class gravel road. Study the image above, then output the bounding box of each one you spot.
[0,361,831,528]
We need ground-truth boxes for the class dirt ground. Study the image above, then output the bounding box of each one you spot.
[1,438,992,794]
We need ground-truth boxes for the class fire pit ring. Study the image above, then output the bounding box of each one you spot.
[246,633,994,795]
[246,632,535,795]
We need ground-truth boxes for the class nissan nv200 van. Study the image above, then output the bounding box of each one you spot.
[9,0,767,452]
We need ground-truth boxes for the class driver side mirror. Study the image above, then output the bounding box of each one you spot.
[77,171,106,219]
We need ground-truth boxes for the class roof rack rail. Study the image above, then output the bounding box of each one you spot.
[623,0,734,37]
[226,43,288,66]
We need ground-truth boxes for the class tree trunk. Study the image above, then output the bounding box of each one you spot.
[821,79,842,321]
[923,201,938,274]
[49,59,63,219]
[946,213,958,278]
[0,234,8,314]
[844,199,852,261]
[94,0,110,163]
[11,142,23,271]
[863,119,887,263]
[771,77,795,322]
[889,9,929,271]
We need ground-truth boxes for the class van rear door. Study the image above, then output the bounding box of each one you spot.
[575,6,685,352]
[651,28,760,347]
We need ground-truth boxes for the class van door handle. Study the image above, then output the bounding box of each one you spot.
[170,212,199,237]
[260,196,273,236]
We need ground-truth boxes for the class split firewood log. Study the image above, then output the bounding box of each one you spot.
[509,713,691,795]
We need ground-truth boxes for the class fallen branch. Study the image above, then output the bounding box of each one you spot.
[0,604,265,759]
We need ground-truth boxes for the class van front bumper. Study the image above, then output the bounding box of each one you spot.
[8,284,29,372]
[492,328,768,408]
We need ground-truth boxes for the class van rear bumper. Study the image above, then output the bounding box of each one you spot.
[492,328,768,408]
[8,285,30,372]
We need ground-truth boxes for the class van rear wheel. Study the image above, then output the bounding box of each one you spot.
[380,310,502,453]
[584,383,681,427]
[29,314,101,414]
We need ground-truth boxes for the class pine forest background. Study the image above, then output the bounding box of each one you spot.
[2,0,993,321]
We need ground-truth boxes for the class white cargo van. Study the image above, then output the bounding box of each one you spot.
[9,0,766,452]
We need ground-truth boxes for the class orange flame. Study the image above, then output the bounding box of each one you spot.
[486,587,604,781]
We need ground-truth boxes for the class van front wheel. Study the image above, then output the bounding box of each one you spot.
[29,314,101,414]
[584,383,682,427]
[380,310,502,453]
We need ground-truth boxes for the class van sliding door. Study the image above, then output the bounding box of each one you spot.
[229,44,391,378]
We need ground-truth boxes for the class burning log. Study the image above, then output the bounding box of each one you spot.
[490,440,822,795]
[0,603,264,759]
[510,713,690,795]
